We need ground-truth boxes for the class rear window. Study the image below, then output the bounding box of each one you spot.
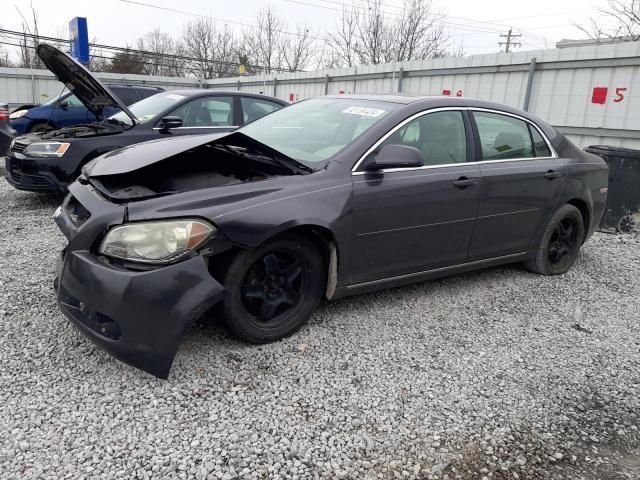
[109,87,140,106]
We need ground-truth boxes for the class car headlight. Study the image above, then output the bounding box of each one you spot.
[23,142,70,158]
[99,219,216,264]
[9,109,27,119]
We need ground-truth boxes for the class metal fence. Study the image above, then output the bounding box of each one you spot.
[1,40,639,149]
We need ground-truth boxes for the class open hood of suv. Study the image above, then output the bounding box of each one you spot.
[36,44,138,123]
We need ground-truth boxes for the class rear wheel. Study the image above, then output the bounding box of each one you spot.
[524,204,585,275]
[221,234,326,343]
[29,122,54,133]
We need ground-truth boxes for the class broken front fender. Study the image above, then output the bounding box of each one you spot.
[55,250,226,378]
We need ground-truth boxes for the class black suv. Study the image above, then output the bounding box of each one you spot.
[5,44,288,193]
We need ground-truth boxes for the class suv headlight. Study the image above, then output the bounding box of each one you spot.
[9,109,27,119]
[99,219,215,264]
[24,142,70,158]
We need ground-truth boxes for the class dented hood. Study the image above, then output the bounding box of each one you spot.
[83,132,229,177]
[36,44,138,122]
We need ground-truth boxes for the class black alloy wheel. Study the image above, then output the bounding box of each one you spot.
[241,251,304,321]
[547,217,580,267]
[524,204,585,275]
[221,234,326,343]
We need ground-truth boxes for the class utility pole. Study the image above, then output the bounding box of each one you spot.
[499,28,522,53]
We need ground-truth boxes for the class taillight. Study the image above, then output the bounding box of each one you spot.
[0,109,8,121]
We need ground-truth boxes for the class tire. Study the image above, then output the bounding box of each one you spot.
[617,214,636,234]
[524,204,585,275]
[221,234,326,343]
[29,123,54,133]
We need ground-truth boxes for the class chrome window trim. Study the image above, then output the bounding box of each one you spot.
[351,106,558,175]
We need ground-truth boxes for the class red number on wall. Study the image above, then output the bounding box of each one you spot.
[614,87,627,103]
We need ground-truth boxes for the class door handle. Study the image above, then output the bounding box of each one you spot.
[544,170,562,180]
[453,177,478,189]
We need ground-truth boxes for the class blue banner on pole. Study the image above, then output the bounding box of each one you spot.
[69,17,89,64]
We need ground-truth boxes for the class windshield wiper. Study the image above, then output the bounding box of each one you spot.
[103,117,133,129]
[214,143,313,175]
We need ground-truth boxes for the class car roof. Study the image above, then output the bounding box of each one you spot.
[104,84,164,91]
[160,89,288,103]
[322,94,547,123]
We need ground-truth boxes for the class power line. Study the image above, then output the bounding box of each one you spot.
[116,0,324,41]
[0,29,302,73]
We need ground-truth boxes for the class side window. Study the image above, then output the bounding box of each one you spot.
[241,97,282,123]
[529,125,552,157]
[136,88,160,101]
[168,96,234,127]
[382,110,467,166]
[110,87,140,106]
[64,94,85,107]
[473,112,534,160]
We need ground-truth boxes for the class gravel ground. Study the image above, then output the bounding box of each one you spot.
[0,176,638,480]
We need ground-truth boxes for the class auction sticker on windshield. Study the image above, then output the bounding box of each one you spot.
[342,106,386,118]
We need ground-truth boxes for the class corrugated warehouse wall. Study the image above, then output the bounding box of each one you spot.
[0,67,201,109]
[1,41,639,149]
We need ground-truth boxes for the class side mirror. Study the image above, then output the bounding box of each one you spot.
[366,144,424,171]
[59,100,69,110]
[159,116,183,132]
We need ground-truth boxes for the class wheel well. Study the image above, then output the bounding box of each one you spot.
[264,226,336,279]
[566,198,590,241]
[207,225,339,289]
[29,120,56,131]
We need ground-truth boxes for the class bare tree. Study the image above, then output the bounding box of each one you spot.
[15,3,42,69]
[325,0,451,68]
[137,29,185,77]
[325,6,359,68]
[88,42,111,72]
[182,18,238,79]
[0,47,10,67]
[391,0,449,60]
[577,0,640,41]
[242,5,286,74]
[282,25,315,72]
[356,0,391,65]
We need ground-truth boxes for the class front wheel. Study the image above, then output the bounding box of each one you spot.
[29,122,54,133]
[221,234,326,343]
[524,204,585,275]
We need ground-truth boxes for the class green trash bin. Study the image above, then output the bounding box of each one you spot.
[584,145,640,233]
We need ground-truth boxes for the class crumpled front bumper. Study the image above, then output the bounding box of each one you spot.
[54,181,227,378]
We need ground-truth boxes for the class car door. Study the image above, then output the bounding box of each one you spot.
[349,109,481,284]
[158,95,239,136]
[466,109,570,260]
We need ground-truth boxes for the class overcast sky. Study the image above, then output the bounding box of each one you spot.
[1,0,612,61]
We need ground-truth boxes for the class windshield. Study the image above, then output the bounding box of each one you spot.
[239,98,398,163]
[42,92,84,107]
[109,91,189,125]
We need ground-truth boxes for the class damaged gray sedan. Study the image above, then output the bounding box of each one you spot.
[54,93,608,378]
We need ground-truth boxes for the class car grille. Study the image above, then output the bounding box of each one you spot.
[7,168,52,187]
[64,195,91,227]
[11,141,27,154]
